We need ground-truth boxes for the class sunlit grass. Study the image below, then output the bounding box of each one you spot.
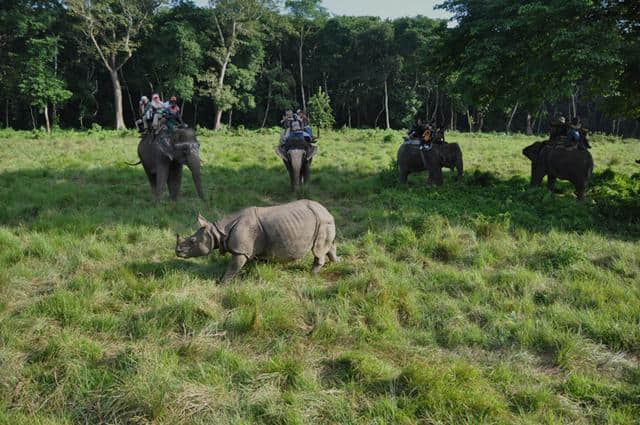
[0,128,639,424]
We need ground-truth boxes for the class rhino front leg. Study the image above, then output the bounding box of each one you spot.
[311,255,326,275]
[221,255,248,282]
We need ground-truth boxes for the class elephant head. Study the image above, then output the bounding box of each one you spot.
[276,141,316,191]
[169,128,205,200]
[522,141,544,162]
[176,214,220,258]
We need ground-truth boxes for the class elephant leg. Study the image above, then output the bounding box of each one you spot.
[154,162,170,201]
[575,180,587,201]
[429,166,444,186]
[328,244,339,263]
[531,163,544,187]
[221,255,248,282]
[282,159,295,189]
[142,163,156,194]
[186,155,205,200]
[456,155,463,181]
[168,162,183,202]
[311,255,326,275]
[398,166,409,184]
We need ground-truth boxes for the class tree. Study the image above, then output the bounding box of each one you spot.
[19,37,72,132]
[285,0,327,111]
[141,19,202,102]
[307,87,334,130]
[66,0,162,129]
[200,0,273,130]
[359,20,398,129]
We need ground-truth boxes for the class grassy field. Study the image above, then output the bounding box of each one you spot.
[1,127,639,425]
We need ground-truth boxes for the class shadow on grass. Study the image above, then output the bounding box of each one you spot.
[127,258,228,282]
[0,162,638,240]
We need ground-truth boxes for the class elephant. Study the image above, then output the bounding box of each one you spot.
[522,141,594,200]
[397,141,463,185]
[275,138,317,191]
[175,200,338,282]
[127,127,205,201]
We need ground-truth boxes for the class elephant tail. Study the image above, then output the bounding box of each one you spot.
[125,160,142,166]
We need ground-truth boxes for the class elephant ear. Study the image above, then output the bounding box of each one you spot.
[275,146,287,161]
[197,213,212,229]
[307,145,317,160]
[522,142,543,161]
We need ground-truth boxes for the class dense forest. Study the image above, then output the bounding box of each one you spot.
[1,0,639,135]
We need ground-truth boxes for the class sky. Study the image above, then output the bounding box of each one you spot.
[193,0,453,21]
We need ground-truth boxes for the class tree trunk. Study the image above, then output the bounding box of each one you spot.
[425,90,431,119]
[109,69,126,129]
[431,89,439,121]
[261,80,272,128]
[30,107,36,130]
[214,20,236,130]
[526,112,533,135]
[384,77,390,130]
[52,49,58,128]
[466,108,472,133]
[477,111,484,132]
[536,106,544,134]
[571,92,577,118]
[215,109,224,130]
[227,109,233,129]
[450,102,454,130]
[506,101,519,133]
[43,104,51,133]
[374,107,384,128]
[5,99,8,129]
[298,31,306,111]
[121,69,136,122]
[194,100,198,127]
[348,107,352,128]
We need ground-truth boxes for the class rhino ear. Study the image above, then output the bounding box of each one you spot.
[197,213,210,229]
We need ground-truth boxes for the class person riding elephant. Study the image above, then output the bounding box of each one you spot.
[522,141,593,201]
[297,109,313,141]
[145,93,165,132]
[164,96,184,130]
[567,116,582,144]
[136,96,149,133]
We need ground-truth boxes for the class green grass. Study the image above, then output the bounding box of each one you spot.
[1,127,639,424]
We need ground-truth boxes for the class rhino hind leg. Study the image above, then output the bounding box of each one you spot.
[328,244,339,263]
[221,254,248,282]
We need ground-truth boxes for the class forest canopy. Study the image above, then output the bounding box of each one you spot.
[1,0,638,135]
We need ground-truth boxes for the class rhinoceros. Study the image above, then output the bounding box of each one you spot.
[175,200,338,281]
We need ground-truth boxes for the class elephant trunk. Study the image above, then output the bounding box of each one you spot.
[288,149,305,190]
[187,155,205,200]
